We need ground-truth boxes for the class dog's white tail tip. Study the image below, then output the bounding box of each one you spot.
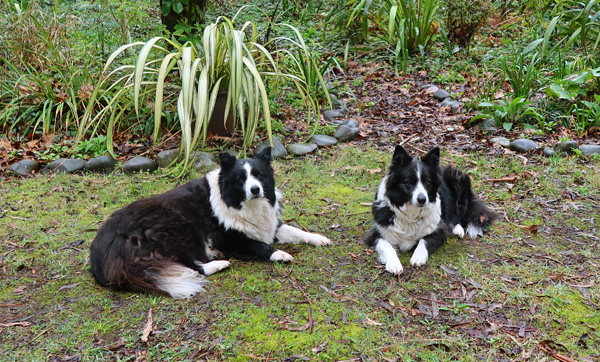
[155,265,207,299]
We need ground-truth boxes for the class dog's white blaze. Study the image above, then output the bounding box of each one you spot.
[155,265,206,299]
[243,163,263,199]
[410,239,429,267]
[375,238,403,274]
[412,164,429,206]
[207,169,279,243]
[275,224,331,246]
[195,260,230,275]
[466,224,483,239]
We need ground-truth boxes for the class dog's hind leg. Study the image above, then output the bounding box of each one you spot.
[275,224,331,246]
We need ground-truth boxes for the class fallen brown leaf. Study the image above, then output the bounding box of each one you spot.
[141,308,153,343]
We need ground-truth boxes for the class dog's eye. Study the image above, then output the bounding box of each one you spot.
[423,180,430,186]
[253,171,262,178]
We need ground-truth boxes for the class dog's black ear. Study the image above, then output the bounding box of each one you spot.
[421,147,440,166]
[219,152,237,170]
[255,147,272,163]
[391,145,412,167]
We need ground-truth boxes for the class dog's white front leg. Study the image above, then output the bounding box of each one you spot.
[375,238,403,274]
[410,239,429,267]
[275,224,331,246]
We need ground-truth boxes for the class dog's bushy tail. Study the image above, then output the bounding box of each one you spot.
[90,233,206,299]
[442,166,497,238]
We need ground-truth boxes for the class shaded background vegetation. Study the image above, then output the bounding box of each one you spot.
[1,0,599,169]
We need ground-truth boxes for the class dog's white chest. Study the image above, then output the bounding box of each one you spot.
[378,200,441,251]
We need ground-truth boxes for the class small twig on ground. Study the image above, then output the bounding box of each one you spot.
[481,176,520,183]
[141,308,153,343]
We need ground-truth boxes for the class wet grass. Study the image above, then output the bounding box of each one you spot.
[1,145,599,361]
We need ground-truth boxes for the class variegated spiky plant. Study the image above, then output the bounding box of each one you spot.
[81,9,329,169]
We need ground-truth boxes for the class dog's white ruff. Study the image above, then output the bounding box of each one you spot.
[195,260,231,275]
[270,250,294,262]
[275,224,331,246]
[375,238,403,274]
[410,239,429,267]
[452,224,465,238]
[155,264,207,299]
[206,169,279,243]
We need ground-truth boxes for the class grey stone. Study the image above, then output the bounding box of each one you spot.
[509,139,539,153]
[192,152,217,169]
[286,143,318,156]
[122,157,158,173]
[476,118,498,131]
[309,134,338,147]
[490,137,510,148]
[85,155,116,173]
[343,119,359,128]
[255,137,287,158]
[580,145,600,157]
[440,98,462,114]
[7,159,40,176]
[433,89,451,101]
[543,148,555,156]
[555,141,579,154]
[323,108,346,122]
[156,149,180,168]
[334,124,359,142]
[42,158,86,174]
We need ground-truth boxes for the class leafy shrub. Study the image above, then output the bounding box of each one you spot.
[569,95,600,136]
[500,49,548,100]
[82,11,330,168]
[439,0,493,49]
[472,96,543,131]
[0,3,95,138]
[558,0,600,54]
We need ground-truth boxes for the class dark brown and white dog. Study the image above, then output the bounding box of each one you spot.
[89,148,330,298]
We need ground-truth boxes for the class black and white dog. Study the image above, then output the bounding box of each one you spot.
[89,147,330,298]
[364,146,496,274]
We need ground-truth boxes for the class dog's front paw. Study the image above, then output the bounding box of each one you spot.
[308,234,331,246]
[270,250,294,262]
[452,224,465,238]
[385,259,404,275]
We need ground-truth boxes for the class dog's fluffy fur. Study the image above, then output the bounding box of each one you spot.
[89,147,330,298]
[364,146,497,274]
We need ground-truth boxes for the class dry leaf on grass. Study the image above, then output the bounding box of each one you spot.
[141,308,153,343]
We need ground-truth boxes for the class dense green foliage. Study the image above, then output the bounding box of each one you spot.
[1,0,599,161]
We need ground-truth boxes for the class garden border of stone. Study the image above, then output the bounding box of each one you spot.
[5,115,360,177]
[5,86,600,177]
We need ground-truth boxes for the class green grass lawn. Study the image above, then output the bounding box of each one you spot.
[1,144,599,361]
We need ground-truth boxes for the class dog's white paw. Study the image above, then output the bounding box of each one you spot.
[410,240,429,267]
[452,224,465,238]
[308,234,331,246]
[270,250,294,262]
[195,260,230,275]
[385,259,404,275]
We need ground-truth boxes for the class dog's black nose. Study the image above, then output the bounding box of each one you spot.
[250,186,261,195]
[416,194,427,205]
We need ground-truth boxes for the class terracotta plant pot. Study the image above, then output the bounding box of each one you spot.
[209,91,235,136]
